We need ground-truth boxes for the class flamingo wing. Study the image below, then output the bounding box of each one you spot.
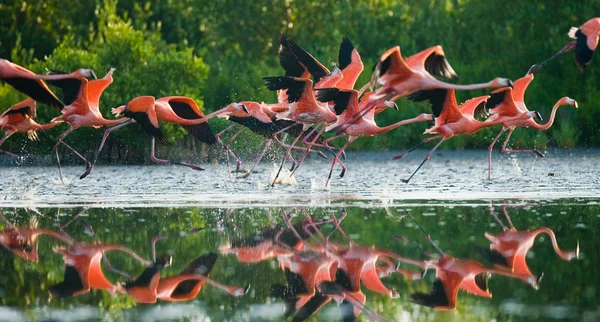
[229,115,278,137]
[511,74,534,107]
[408,88,462,123]
[1,61,64,110]
[48,265,86,298]
[86,68,115,112]
[44,69,88,107]
[123,96,167,144]
[170,252,217,299]
[279,34,310,78]
[2,98,36,119]
[315,88,356,116]
[459,95,491,118]
[486,87,520,116]
[286,38,330,84]
[162,96,217,144]
[372,46,412,83]
[263,76,311,103]
[337,37,364,90]
[573,27,597,71]
[292,292,330,322]
[406,45,458,80]
[410,278,453,309]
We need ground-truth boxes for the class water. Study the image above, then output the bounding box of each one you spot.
[0,151,598,321]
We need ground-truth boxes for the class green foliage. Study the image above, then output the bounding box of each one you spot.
[0,0,599,162]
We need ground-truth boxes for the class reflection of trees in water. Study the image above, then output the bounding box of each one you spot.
[0,203,588,321]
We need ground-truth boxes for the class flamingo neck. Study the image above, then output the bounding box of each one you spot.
[37,121,61,131]
[534,227,578,261]
[377,115,430,134]
[430,78,496,90]
[100,117,131,127]
[529,101,564,130]
[101,244,151,265]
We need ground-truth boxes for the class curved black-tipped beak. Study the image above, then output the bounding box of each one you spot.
[393,102,399,111]
[241,104,249,114]
[534,111,543,121]
[508,80,514,88]
[91,71,97,80]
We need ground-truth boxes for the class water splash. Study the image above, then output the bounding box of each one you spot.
[269,164,297,185]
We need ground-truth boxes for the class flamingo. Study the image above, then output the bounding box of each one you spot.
[0,98,61,158]
[333,45,512,133]
[310,88,432,186]
[484,73,579,179]
[403,212,539,310]
[41,68,129,182]
[0,59,96,109]
[263,76,345,186]
[529,17,600,73]
[109,95,221,174]
[50,241,151,298]
[397,89,510,183]
[0,215,72,262]
[476,206,579,280]
[156,252,249,301]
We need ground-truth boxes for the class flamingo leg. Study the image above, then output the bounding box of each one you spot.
[150,138,205,171]
[500,127,544,157]
[271,126,311,186]
[502,206,516,230]
[273,135,327,159]
[53,126,75,184]
[238,139,272,179]
[487,127,507,180]
[220,127,245,172]
[0,132,19,158]
[393,135,442,160]
[290,126,326,175]
[402,212,446,256]
[79,219,132,279]
[80,119,133,179]
[528,42,577,74]
[325,138,353,187]
[401,138,444,183]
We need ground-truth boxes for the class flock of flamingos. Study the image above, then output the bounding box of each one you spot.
[0,206,578,321]
[0,18,598,186]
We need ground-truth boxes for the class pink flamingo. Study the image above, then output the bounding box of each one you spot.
[484,73,578,178]
[530,17,600,73]
[0,98,61,158]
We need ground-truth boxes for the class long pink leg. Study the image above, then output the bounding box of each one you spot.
[219,127,245,172]
[81,119,133,179]
[290,126,326,175]
[401,138,445,183]
[150,138,204,171]
[403,212,446,256]
[79,219,133,279]
[54,126,75,184]
[325,138,354,187]
[0,132,19,158]
[500,127,544,157]
[273,135,327,159]
[271,126,313,186]
[502,206,516,230]
[393,135,442,160]
[487,127,507,180]
[238,139,272,179]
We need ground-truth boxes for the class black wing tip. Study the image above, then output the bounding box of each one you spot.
[315,88,340,103]
[338,36,355,70]
[409,278,449,308]
[474,245,509,267]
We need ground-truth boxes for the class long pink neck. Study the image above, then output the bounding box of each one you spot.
[529,101,564,130]
[429,78,497,90]
[98,117,131,127]
[36,121,61,131]
[101,244,151,265]
[377,115,431,134]
[533,227,578,261]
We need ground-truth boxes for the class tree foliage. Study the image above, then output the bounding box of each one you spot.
[0,0,599,162]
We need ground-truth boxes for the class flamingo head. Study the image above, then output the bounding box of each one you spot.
[79,68,97,79]
[383,100,399,111]
[526,111,543,122]
[205,102,249,119]
[417,113,434,122]
[561,97,578,108]
[493,77,514,88]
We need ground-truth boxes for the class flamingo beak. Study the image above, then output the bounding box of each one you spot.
[508,80,514,88]
[91,70,97,80]
[534,111,543,122]
[241,104,249,114]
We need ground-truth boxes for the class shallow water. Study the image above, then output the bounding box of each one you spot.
[0,151,598,321]
[0,150,599,207]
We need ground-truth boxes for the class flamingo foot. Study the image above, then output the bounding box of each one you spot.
[173,162,205,171]
[401,178,410,183]
[79,165,93,180]
[339,168,346,178]
[393,152,409,160]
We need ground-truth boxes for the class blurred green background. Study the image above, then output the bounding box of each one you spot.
[0,0,598,164]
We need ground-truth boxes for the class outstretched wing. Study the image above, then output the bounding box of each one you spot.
[286,38,330,84]
[1,98,36,119]
[0,60,64,110]
[264,76,310,103]
[485,87,520,117]
[459,95,490,118]
[123,96,167,144]
[406,45,458,80]
[163,96,217,144]
[279,34,310,78]
[370,46,413,89]
[336,37,364,90]
[315,88,356,116]
[44,69,87,106]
